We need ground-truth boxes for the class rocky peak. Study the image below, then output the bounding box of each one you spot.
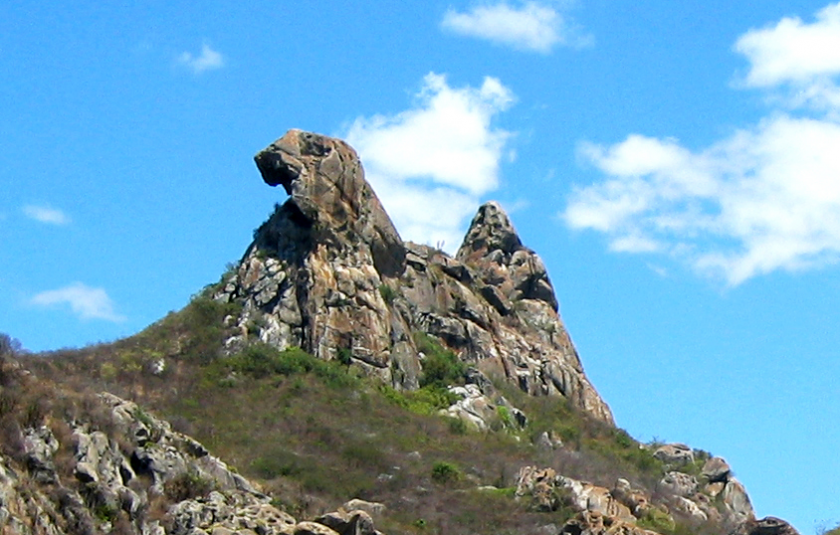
[457,201,522,256]
[457,201,558,311]
[253,129,405,278]
[219,129,613,424]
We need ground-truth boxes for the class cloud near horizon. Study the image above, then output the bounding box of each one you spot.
[564,2,840,286]
[345,72,514,252]
[31,283,125,322]
[177,43,224,74]
[23,204,70,225]
[441,1,590,53]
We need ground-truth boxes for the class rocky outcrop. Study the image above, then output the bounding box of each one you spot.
[0,380,390,535]
[215,129,613,424]
[514,458,761,535]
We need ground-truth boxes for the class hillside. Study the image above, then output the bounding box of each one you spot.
[6,130,801,535]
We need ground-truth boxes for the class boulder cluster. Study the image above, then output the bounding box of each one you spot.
[216,129,613,424]
[513,443,796,535]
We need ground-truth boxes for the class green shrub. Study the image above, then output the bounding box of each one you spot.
[380,385,459,415]
[431,461,461,484]
[379,284,397,304]
[496,406,513,428]
[415,333,466,389]
[638,508,676,533]
[212,344,355,389]
[448,417,468,435]
[337,347,353,366]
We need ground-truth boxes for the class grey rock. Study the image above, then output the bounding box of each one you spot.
[343,499,386,517]
[653,443,694,465]
[658,471,699,497]
[702,456,732,483]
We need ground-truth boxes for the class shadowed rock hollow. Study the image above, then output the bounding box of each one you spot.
[216,129,614,425]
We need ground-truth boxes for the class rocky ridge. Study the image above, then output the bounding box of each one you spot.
[215,129,613,424]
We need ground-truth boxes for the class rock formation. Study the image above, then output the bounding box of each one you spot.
[216,129,614,424]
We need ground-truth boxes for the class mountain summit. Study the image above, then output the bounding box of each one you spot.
[216,129,614,424]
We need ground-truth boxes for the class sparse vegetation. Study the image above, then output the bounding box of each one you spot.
[10,291,728,535]
[163,470,216,502]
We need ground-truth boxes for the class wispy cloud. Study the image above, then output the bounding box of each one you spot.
[177,43,224,74]
[345,72,514,251]
[441,1,591,53]
[23,204,70,225]
[564,2,840,286]
[31,282,125,322]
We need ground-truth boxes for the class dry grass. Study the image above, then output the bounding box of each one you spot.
[13,294,719,535]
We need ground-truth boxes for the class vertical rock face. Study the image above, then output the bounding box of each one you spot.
[217,129,614,425]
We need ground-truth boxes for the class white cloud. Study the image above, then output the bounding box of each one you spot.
[345,73,514,251]
[735,3,840,110]
[736,3,840,86]
[441,1,590,53]
[23,204,70,225]
[564,3,840,286]
[31,282,125,322]
[177,43,224,74]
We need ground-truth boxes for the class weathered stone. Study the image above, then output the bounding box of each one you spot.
[657,471,698,497]
[561,511,657,535]
[722,478,755,524]
[516,467,635,523]
[735,517,801,535]
[611,478,649,516]
[671,496,708,522]
[702,456,731,483]
[342,499,385,517]
[516,466,561,512]
[653,443,694,465]
[254,130,406,279]
[315,509,377,535]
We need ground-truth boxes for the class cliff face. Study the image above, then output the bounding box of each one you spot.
[215,129,614,425]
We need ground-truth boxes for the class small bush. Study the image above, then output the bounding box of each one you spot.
[448,417,468,435]
[379,284,397,304]
[336,347,353,366]
[415,333,466,389]
[431,461,461,485]
[163,471,215,502]
[638,508,676,533]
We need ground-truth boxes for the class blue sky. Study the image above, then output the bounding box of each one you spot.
[3,0,840,530]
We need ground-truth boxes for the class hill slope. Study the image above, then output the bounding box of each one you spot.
[8,130,801,535]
